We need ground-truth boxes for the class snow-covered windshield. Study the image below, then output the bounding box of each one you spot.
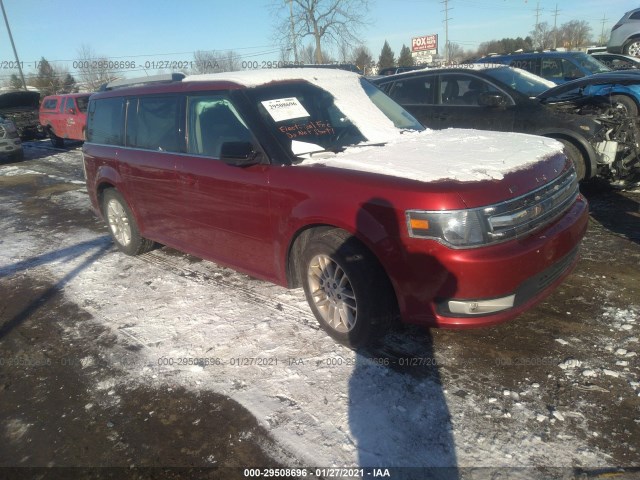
[483,67,555,97]
[244,79,423,158]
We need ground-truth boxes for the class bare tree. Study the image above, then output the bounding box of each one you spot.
[191,50,241,74]
[76,44,117,91]
[272,0,370,64]
[221,51,242,72]
[338,41,354,63]
[192,50,220,74]
[559,20,592,49]
[530,21,555,50]
[299,43,316,64]
[446,42,465,63]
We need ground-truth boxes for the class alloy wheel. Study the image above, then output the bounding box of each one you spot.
[307,254,357,333]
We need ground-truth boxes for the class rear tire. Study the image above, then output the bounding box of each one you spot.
[623,39,640,57]
[557,139,587,181]
[300,229,396,347]
[102,189,155,255]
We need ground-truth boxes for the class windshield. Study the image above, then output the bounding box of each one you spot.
[76,96,90,113]
[245,79,423,158]
[483,67,554,96]
[574,52,611,74]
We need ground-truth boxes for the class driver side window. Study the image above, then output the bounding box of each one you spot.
[187,96,253,158]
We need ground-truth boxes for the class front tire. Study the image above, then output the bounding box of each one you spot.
[102,189,155,255]
[557,139,587,181]
[301,229,396,347]
[611,95,638,117]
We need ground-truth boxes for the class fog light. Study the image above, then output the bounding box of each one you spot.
[448,295,515,315]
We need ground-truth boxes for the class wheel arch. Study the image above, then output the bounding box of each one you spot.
[541,131,598,179]
[285,224,399,315]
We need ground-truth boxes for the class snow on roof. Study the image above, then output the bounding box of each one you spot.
[300,129,564,183]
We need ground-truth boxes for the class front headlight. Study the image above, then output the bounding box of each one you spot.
[405,167,579,249]
[406,209,486,248]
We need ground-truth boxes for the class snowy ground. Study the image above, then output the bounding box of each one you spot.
[0,141,638,479]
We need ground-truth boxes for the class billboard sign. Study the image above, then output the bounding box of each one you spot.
[411,34,438,53]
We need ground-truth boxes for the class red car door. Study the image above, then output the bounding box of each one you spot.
[118,96,186,243]
[174,95,274,280]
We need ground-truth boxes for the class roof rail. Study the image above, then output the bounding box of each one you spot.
[99,73,186,91]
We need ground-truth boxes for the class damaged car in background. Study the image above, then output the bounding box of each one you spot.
[373,66,640,186]
[538,72,640,186]
[0,90,42,140]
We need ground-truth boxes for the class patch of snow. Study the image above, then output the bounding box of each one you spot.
[301,129,563,183]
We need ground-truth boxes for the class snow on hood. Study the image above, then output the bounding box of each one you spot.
[299,129,565,183]
[184,69,398,142]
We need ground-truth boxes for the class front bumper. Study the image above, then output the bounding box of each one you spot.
[396,194,589,328]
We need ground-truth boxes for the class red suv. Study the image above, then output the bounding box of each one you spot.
[39,93,90,147]
[82,70,588,346]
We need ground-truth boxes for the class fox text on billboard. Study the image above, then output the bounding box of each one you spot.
[411,35,438,52]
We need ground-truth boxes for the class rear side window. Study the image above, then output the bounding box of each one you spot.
[65,97,75,112]
[42,98,58,110]
[386,77,434,105]
[126,96,182,152]
[87,97,125,145]
[76,96,89,113]
[541,58,584,81]
[509,58,537,74]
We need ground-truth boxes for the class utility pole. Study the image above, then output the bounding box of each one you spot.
[441,0,452,63]
[600,14,608,46]
[288,0,299,63]
[533,1,543,50]
[0,0,27,90]
[552,4,560,49]
[534,1,542,31]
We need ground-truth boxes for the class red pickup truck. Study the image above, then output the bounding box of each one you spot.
[39,93,91,147]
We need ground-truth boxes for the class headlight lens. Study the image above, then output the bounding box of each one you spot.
[406,210,486,247]
[406,167,579,249]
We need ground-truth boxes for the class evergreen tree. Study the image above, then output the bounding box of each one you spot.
[398,44,414,67]
[353,45,374,74]
[9,73,23,90]
[33,57,61,95]
[378,40,395,70]
[62,73,77,93]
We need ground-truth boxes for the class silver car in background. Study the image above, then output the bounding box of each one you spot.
[608,8,640,56]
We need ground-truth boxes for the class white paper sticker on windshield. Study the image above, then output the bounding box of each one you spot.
[261,98,310,122]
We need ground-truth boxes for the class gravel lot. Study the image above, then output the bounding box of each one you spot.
[0,141,638,480]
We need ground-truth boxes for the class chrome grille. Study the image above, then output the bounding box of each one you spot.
[486,168,579,242]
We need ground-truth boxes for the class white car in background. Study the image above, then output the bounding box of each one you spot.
[0,115,24,161]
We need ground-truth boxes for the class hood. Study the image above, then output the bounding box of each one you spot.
[298,129,565,186]
[0,91,40,110]
[538,72,640,101]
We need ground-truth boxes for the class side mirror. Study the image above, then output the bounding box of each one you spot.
[220,142,262,167]
[478,92,509,107]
